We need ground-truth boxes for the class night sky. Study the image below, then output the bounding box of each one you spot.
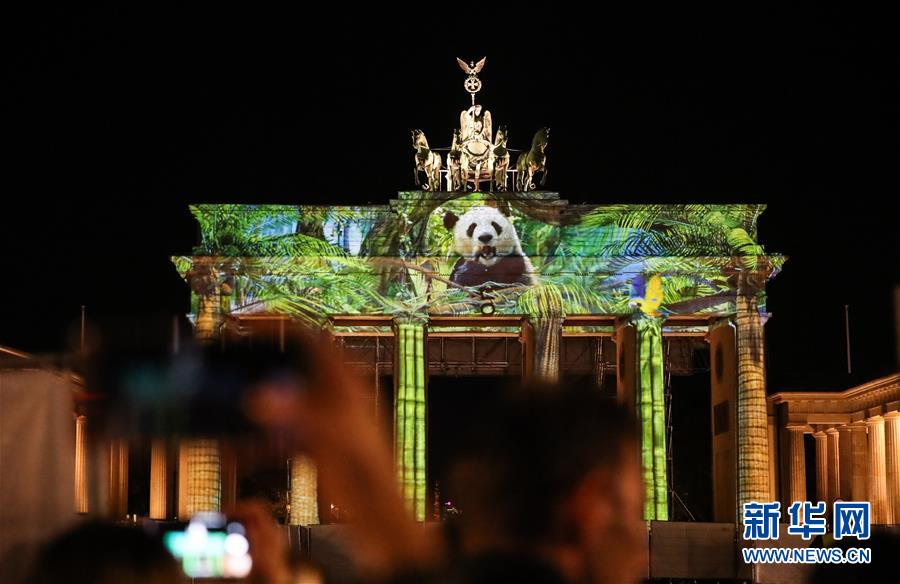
[5,6,898,391]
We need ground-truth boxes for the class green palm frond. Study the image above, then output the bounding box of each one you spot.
[578,204,767,259]
[518,284,564,317]
[189,204,369,258]
[296,206,374,225]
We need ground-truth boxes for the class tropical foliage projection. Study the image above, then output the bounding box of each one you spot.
[174,195,782,326]
[174,193,784,521]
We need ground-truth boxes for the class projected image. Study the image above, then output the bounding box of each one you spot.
[174,194,782,328]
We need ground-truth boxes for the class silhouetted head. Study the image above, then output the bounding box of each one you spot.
[449,385,644,584]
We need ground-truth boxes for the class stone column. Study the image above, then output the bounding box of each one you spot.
[74,415,88,514]
[289,455,319,525]
[394,319,427,521]
[837,425,853,501]
[768,415,778,502]
[108,439,129,518]
[826,428,840,507]
[191,259,223,343]
[637,317,667,520]
[735,285,770,512]
[709,319,737,522]
[149,439,168,520]
[614,319,637,413]
[89,431,110,517]
[529,315,562,383]
[177,442,189,520]
[177,439,221,519]
[866,416,888,524]
[849,422,868,501]
[786,426,807,505]
[884,412,900,524]
[814,431,828,504]
[220,442,237,510]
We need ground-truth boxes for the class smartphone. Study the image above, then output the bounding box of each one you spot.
[162,512,252,579]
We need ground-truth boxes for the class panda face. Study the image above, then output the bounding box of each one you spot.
[444,206,520,267]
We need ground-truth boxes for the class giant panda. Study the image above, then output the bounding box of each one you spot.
[443,206,535,287]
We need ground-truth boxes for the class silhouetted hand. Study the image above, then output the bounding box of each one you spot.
[227,501,292,584]
[244,334,443,580]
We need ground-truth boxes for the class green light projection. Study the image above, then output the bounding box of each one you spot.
[394,320,427,521]
[174,194,783,522]
[636,317,668,520]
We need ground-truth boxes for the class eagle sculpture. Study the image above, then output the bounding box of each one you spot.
[456,57,486,76]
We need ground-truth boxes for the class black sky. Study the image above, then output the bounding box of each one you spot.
[4,6,898,390]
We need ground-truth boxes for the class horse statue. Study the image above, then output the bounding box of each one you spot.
[490,125,510,191]
[515,127,549,191]
[412,129,442,191]
[447,128,465,191]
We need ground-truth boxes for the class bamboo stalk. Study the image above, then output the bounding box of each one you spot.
[403,325,416,508]
[394,323,406,487]
[638,322,656,519]
[649,320,669,520]
[414,325,427,521]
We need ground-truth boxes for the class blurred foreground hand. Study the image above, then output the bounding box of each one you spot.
[243,335,443,580]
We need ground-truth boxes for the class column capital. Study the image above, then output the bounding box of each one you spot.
[813,430,828,439]
[786,424,811,434]
[884,411,900,420]
[867,415,885,426]
[706,317,736,337]
[825,427,840,436]
[392,315,429,328]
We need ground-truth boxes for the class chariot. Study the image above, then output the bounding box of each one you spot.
[412,57,548,193]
